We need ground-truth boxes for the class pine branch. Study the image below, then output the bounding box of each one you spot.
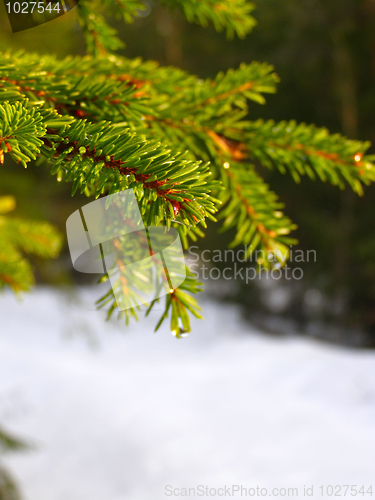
[0,54,277,124]
[0,100,220,331]
[97,263,203,337]
[41,118,220,228]
[4,53,370,258]
[219,162,297,260]
[160,0,257,38]
[1,0,375,337]
[0,101,220,227]
[74,0,256,57]
[0,101,45,168]
[76,0,125,55]
[244,119,375,194]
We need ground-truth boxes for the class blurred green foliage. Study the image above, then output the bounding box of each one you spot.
[0,426,29,500]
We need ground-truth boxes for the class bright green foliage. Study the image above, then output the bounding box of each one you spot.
[42,115,219,225]
[97,267,203,335]
[244,120,375,194]
[219,164,297,262]
[0,194,62,293]
[0,102,45,168]
[1,0,374,335]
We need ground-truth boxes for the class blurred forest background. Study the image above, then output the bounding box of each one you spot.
[1,0,375,346]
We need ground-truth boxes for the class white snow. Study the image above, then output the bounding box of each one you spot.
[1,288,375,500]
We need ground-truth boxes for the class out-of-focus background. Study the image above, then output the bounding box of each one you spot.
[1,1,375,498]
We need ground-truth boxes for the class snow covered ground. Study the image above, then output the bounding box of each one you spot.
[1,288,375,500]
